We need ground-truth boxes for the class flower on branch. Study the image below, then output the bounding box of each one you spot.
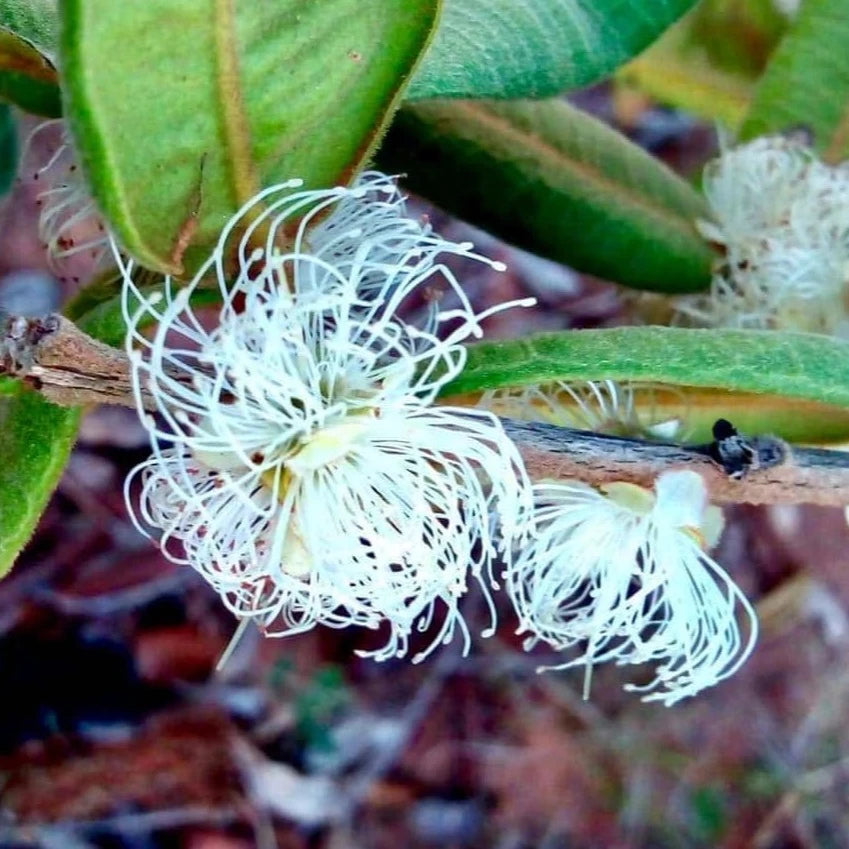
[26,119,109,271]
[676,134,849,335]
[120,176,534,663]
[508,470,758,706]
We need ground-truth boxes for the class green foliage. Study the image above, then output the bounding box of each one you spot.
[407,0,698,99]
[444,326,849,408]
[0,383,80,576]
[741,0,849,161]
[618,20,751,129]
[294,665,351,751]
[377,99,714,293]
[0,0,61,115]
[440,327,849,443]
[3,0,848,577]
[60,0,439,276]
[689,786,728,844]
[0,101,17,194]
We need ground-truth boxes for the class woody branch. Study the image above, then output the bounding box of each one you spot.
[3,311,849,507]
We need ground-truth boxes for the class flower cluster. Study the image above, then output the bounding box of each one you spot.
[676,134,849,335]
[122,171,759,703]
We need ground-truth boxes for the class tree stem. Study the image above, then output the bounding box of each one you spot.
[3,312,849,507]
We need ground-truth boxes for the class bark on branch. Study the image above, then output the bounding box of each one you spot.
[3,312,849,507]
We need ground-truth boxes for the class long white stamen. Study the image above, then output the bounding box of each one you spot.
[26,120,109,270]
[121,174,534,661]
[480,379,690,441]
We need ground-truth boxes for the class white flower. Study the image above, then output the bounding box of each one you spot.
[120,178,534,663]
[221,170,507,331]
[676,135,849,334]
[508,470,757,706]
[25,119,108,271]
[478,379,689,441]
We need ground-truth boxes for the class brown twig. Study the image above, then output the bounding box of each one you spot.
[3,312,849,507]
[501,418,849,507]
[1,313,137,408]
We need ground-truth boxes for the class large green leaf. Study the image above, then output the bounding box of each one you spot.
[445,326,849,405]
[0,102,17,194]
[407,0,698,100]
[740,0,849,162]
[441,326,849,443]
[377,99,714,293]
[0,0,61,116]
[0,384,79,576]
[60,0,439,276]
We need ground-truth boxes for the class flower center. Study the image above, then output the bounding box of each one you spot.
[285,418,371,475]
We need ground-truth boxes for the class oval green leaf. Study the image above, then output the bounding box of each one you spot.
[61,0,439,276]
[740,0,849,162]
[0,0,61,116]
[0,383,79,576]
[407,0,698,100]
[377,99,714,293]
[440,326,849,443]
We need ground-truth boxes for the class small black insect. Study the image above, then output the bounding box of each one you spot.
[708,418,789,480]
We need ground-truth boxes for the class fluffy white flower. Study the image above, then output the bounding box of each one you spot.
[508,470,757,705]
[25,119,108,270]
[676,135,849,334]
[120,177,534,662]
[478,379,689,441]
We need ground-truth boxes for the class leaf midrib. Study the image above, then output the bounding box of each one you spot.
[454,101,707,245]
[213,0,259,208]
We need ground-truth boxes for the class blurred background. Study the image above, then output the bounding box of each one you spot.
[4,4,849,846]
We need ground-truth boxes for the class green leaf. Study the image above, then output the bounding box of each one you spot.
[407,0,698,100]
[377,99,714,293]
[440,326,849,443]
[0,383,79,576]
[0,102,17,194]
[445,327,849,406]
[740,0,849,162]
[0,0,61,116]
[60,0,439,276]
